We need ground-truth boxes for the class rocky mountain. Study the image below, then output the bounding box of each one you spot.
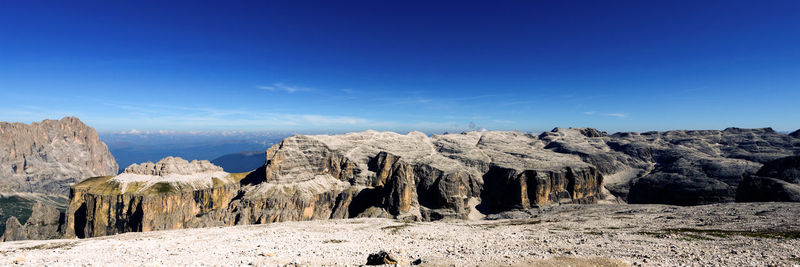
[0,117,118,240]
[540,127,800,205]
[0,117,118,195]
[66,131,608,238]
[64,157,237,238]
[737,155,800,202]
[791,129,800,138]
[65,128,800,238]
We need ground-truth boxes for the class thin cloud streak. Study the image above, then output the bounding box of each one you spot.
[583,111,628,118]
[257,83,313,93]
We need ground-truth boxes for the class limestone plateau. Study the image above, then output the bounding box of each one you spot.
[64,127,800,238]
[0,117,118,195]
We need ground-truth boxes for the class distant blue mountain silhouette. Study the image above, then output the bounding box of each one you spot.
[211,150,265,173]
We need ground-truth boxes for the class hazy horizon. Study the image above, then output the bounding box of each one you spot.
[2,1,798,133]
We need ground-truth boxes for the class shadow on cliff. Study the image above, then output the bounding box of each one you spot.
[475,166,521,215]
[239,166,267,186]
[74,203,87,239]
[347,188,382,217]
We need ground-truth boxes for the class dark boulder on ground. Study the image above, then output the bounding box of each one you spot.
[737,156,800,202]
[366,250,398,265]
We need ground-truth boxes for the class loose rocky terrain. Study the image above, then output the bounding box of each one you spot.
[1,202,798,266]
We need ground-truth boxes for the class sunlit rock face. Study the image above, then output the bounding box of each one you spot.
[66,131,607,238]
[64,157,236,238]
[234,130,605,223]
[65,128,800,238]
[0,117,118,195]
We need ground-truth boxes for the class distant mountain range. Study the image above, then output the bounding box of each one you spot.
[211,151,265,173]
[100,132,285,172]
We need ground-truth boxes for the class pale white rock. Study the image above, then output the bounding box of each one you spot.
[111,157,230,192]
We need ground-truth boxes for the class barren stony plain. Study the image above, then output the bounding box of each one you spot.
[1,202,799,266]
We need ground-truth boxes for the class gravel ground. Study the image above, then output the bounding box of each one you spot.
[1,202,799,266]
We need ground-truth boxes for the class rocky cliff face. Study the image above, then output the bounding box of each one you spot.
[539,127,800,205]
[68,131,607,238]
[64,157,237,238]
[66,128,800,238]
[0,117,118,195]
[737,155,800,202]
[790,129,800,139]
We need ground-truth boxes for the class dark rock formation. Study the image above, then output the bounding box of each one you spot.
[366,250,398,265]
[628,173,736,205]
[1,202,63,241]
[790,129,800,138]
[539,127,799,205]
[0,117,118,195]
[737,156,800,202]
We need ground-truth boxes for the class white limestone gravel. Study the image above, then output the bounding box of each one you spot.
[1,202,799,266]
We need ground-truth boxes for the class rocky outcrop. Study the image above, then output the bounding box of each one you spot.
[0,117,118,195]
[66,128,800,238]
[1,202,63,241]
[737,155,800,202]
[790,129,800,138]
[64,157,237,238]
[68,131,606,238]
[540,127,800,205]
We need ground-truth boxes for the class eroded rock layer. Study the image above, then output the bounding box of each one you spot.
[539,127,800,205]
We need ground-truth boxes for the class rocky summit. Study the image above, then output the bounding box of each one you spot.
[64,128,800,238]
[0,117,118,241]
[64,157,237,238]
[0,117,118,195]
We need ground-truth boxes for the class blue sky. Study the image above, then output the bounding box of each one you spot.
[1,1,799,133]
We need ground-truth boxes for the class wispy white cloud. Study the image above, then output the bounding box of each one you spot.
[604,113,628,118]
[257,83,313,93]
[583,111,628,118]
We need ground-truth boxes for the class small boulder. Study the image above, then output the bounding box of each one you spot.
[366,250,398,265]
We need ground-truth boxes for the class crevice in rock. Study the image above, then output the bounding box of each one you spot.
[74,203,87,239]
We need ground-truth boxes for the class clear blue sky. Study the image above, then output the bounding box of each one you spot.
[1,1,798,133]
